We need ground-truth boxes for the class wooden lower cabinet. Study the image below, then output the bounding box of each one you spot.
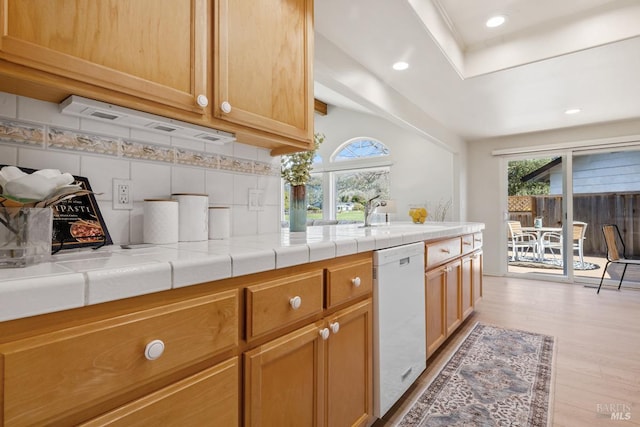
[472,251,483,305]
[425,260,462,357]
[325,300,373,427]
[244,299,373,427]
[461,255,474,320]
[425,267,446,357]
[425,236,483,358]
[445,259,462,336]
[79,357,240,426]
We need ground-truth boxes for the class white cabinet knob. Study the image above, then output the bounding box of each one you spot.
[351,277,361,287]
[330,322,340,334]
[290,296,302,310]
[221,101,232,114]
[319,328,330,340]
[196,94,209,107]
[144,339,165,361]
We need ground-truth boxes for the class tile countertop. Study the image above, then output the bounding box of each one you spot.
[0,221,484,322]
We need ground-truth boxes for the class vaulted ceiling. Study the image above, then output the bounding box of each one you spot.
[314,0,640,142]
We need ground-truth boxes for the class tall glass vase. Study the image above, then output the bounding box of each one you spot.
[289,185,307,232]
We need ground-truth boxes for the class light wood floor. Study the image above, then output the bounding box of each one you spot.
[374,276,640,426]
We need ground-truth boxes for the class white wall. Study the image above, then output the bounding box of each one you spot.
[0,92,282,244]
[315,106,457,222]
[467,118,640,276]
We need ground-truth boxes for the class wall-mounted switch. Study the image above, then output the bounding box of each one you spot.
[248,189,264,211]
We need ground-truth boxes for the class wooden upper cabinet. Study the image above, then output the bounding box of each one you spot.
[214,0,314,144]
[0,0,209,115]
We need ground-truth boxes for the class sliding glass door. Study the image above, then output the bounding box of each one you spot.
[505,146,640,287]
[506,155,567,279]
[572,149,640,289]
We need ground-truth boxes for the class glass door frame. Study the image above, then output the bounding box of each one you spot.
[503,151,575,283]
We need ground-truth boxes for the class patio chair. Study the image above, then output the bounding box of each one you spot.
[597,224,640,294]
[507,221,538,261]
[539,221,588,267]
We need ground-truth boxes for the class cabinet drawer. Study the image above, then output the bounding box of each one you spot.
[0,290,239,427]
[79,357,239,427]
[246,270,323,340]
[425,237,461,270]
[473,232,483,249]
[325,259,372,308]
[461,234,474,255]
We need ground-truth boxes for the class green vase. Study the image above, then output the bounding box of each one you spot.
[289,185,307,232]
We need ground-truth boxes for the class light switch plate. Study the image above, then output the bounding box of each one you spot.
[248,189,264,211]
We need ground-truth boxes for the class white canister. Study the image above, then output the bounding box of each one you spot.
[209,207,231,239]
[143,199,179,244]
[171,193,209,242]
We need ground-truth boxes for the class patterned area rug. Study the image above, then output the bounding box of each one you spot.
[397,323,555,427]
[509,256,599,270]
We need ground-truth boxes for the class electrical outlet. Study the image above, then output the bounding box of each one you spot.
[113,179,133,210]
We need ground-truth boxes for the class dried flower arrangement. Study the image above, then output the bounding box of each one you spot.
[281,133,324,186]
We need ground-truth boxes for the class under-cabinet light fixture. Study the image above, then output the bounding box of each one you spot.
[59,95,236,145]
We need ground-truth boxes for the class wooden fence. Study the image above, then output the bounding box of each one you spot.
[509,193,640,257]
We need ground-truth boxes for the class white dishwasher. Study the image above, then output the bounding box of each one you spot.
[373,241,426,418]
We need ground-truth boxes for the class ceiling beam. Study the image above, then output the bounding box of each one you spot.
[314,98,328,116]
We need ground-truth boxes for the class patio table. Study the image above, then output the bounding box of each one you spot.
[522,226,562,261]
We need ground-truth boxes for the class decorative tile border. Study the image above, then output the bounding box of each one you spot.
[48,127,119,156]
[0,120,45,147]
[0,118,279,176]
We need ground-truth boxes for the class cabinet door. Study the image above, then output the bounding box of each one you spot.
[461,255,473,320]
[215,0,314,143]
[1,290,238,427]
[79,357,239,427]
[425,267,446,357]
[325,300,373,427]
[244,321,325,427]
[445,259,462,336]
[0,0,208,115]
[472,251,483,305]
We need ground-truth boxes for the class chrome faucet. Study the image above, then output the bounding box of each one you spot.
[363,195,381,227]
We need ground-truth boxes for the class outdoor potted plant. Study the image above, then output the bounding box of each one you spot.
[281,133,324,232]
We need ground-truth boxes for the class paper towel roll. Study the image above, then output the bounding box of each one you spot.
[171,193,209,241]
[143,199,179,244]
[209,207,230,239]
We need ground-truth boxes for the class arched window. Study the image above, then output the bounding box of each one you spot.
[332,138,389,162]
[282,137,392,226]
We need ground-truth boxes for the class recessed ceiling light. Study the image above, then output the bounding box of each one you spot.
[486,15,506,28]
[565,108,581,115]
[392,61,409,71]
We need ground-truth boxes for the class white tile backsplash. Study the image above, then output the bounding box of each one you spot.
[233,142,259,160]
[131,161,172,199]
[171,166,206,194]
[19,147,81,174]
[80,155,131,200]
[0,92,17,117]
[18,96,80,128]
[1,92,282,245]
[0,144,17,165]
[206,170,234,205]
[232,206,258,236]
[233,174,258,205]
